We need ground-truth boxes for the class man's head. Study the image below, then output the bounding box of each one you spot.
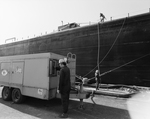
[95,70,99,74]
[59,59,66,68]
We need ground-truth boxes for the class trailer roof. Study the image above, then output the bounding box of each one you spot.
[0,52,64,61]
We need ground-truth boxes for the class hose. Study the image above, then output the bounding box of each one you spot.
[97,22,100,76]
[87,52,150,80]
[83,18,126,77]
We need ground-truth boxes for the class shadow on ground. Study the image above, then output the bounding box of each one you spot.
[0,95,131,119]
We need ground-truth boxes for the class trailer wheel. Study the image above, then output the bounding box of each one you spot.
[12,88,24,104]
[2,87,12,101]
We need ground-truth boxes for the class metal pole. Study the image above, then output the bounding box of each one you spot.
[128,13,129,17]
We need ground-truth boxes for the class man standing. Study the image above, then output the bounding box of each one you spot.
[58,59,71,118]
[95,70,101,90]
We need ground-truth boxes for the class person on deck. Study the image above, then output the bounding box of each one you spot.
[100,13,106,22]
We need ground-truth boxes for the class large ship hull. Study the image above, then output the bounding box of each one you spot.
[0,13,150,86]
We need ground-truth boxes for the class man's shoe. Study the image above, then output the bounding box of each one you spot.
[59,113,68,118]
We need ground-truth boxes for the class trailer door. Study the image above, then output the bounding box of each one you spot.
[0,62,11,85]
[11,61,24,86]
[49,59,59,99]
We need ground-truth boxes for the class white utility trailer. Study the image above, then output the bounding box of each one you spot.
[0,52,89,104]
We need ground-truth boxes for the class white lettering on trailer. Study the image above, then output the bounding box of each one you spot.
[16,67,22,73]
[1,70,8,76]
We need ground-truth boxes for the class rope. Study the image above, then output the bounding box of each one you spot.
[99,18,126,64]
[82,22,101,77]
[83,18,126,77]
[87,53,150,80]
[97,22,100,75]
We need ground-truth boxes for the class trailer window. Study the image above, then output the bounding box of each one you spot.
[49,59,59,76]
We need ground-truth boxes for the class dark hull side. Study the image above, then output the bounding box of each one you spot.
[0,13,150,87]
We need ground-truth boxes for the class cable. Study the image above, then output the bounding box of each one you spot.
[82,22,101,77]
[83,18,126,77]
[87,53,150,80]
[100,53,150,76]
[99,17,126,64]
[97,22,100,75]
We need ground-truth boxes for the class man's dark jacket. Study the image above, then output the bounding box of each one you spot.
[59,66,71,94]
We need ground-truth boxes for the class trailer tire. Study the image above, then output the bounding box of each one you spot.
[12,88,24,104]
[2,87,12,101]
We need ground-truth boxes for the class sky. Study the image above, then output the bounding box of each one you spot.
[0,0,150,44]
